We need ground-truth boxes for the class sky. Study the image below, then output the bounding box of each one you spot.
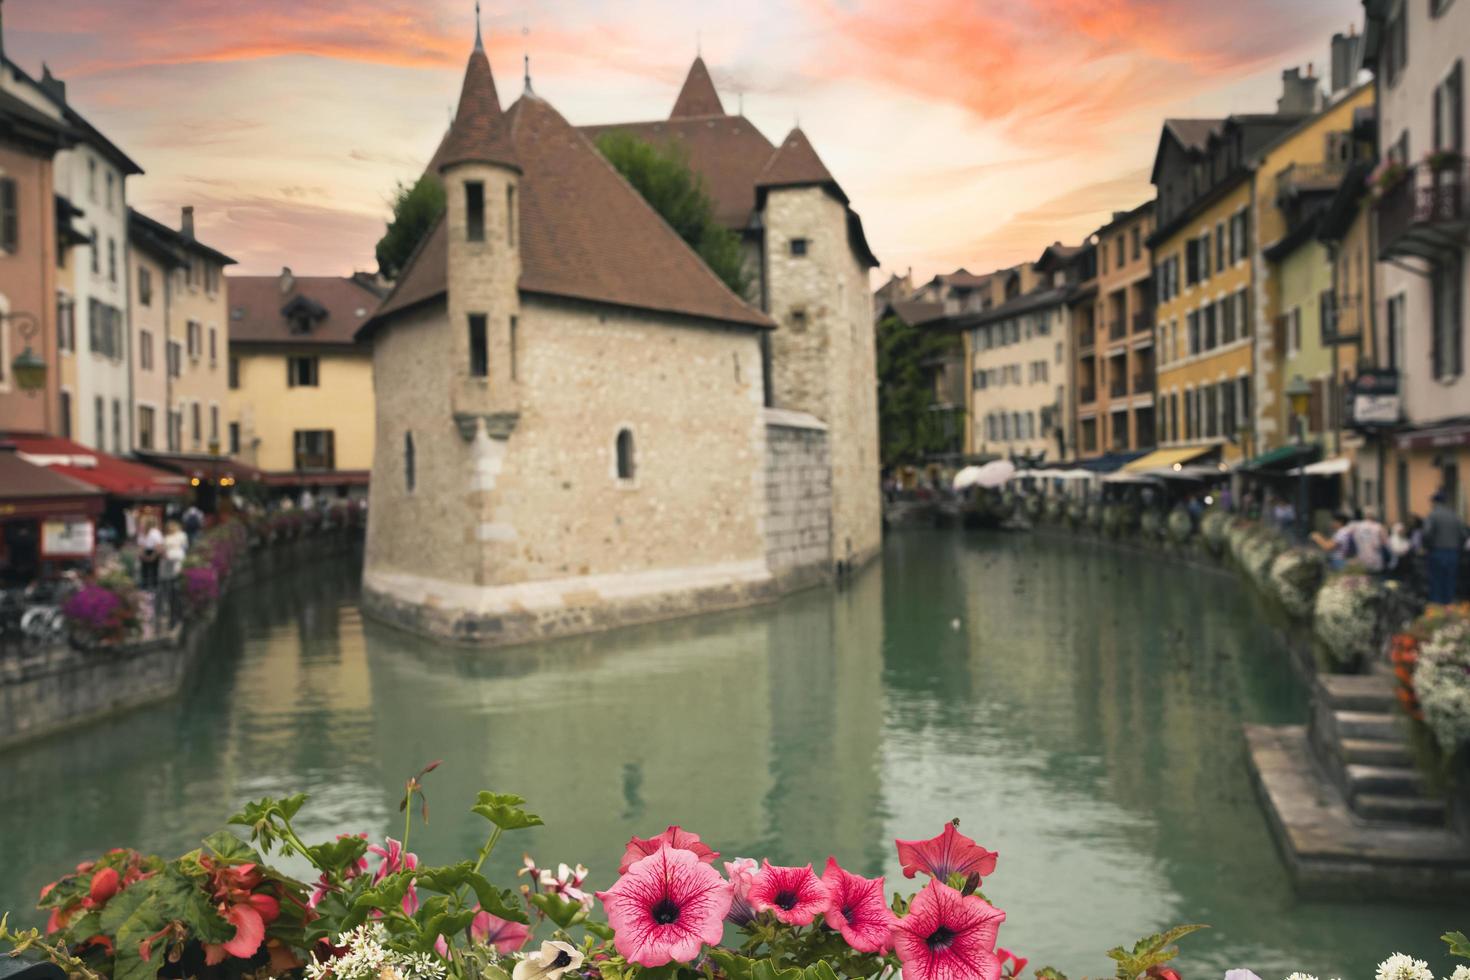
[7,0,1366,285]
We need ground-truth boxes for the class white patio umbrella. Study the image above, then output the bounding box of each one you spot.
[952,466,984,491]
[975,459,1017,488]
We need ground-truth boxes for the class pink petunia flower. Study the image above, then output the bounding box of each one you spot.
[471,909,531,953]
[893,879,1006,980]
[997,948,1029,979]
[895,822,999,883]
[724,858,759,926]
[618,826,719,875]
[820,857,897,953]
[596,845,733,967]
[747,861,829,927]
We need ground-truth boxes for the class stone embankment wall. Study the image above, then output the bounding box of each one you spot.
[0,530,362,750]
[763,408,833,590]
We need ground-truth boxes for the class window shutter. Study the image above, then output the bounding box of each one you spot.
[1308,379,1325,433]
[0,179,16,252]
[287,359,296,388]
[1272,314,1288,354]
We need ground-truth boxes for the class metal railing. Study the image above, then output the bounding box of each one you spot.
[1108,319,1126,341]
[1377,160,1470,259]
[1133,311,1154,334]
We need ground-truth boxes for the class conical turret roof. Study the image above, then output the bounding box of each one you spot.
[437,47,520,172]
[756,127,845,202]
[670,56,725,118]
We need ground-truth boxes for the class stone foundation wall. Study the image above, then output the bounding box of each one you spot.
[0,530,361,750]
[763,408,832,590]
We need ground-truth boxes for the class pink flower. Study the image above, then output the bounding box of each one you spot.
[747,861,829,927]
[820,857,897,954]
[596,845,733,967]
[618,826,719,874]
[308,834,369,909]
[724,858,759,926]
[893,880,1006,980]
[539,863,593,909]
[895,822,998,883]
[471,909,531,953]
[368,838,420,915]
[998,948,1029,979]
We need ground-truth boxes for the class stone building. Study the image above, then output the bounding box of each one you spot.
[356,30,880,645]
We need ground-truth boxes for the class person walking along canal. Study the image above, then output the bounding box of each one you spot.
[1423,492,1465,605]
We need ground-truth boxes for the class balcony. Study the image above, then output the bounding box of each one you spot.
[1133,311,1154,335]
[1376,160,1470,262]
[1079,386,1097,406]
[1078,326,1095,349]
[1109,377,1127,399]
[1275,160,1348,208]
[1132,374,1154,394]
[1108,319,1126,342]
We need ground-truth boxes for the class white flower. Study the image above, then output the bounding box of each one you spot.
[1222,970,1261,980]
[1376,953,1433,980]
[1284,973,1319,980]
[1448,965,1470,980]
[512,941,584,980]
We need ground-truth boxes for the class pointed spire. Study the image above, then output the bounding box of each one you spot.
[669,56,724,119]
[437,39,520,173]
[756,127,846,204]
[523,53,533,94]
[474,0,483,51]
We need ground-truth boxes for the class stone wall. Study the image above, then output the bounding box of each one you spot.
[763,408,832,590]
[0,530,361,750]
[762,185,882,570]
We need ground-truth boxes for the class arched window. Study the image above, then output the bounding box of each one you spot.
[404,432,416,493]
[615,428,635,481]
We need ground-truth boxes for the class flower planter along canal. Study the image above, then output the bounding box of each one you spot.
[1024,503,1470,896]
[3,781,1467,980]
[0,507,365,750]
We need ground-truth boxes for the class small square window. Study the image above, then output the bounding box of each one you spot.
[789,238,809,257]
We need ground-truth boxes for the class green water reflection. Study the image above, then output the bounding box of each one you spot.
[0,531,1464,976]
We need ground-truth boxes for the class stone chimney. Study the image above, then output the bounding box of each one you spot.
[180,205,195,239]
[279,266,294,294]
[1277,66,1321,115]
[1330,30,1361,94]
[39,64,66,104]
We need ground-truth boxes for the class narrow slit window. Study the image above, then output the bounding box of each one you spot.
[404,432,416,493]
[469,313,489,378]
[506,185,516,246]
[465,181,485,242]
[616,429,636,481]
[509,315,518,380]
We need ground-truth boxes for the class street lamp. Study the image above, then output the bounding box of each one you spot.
[1285,374,1312,540]
[3,311,46,394]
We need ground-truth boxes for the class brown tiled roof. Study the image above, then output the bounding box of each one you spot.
[1164,118,1222,152]
[670,57,725,118]
[365,90,773,334]
[436,47,519,173]
[757,127,846,203]
[939,270,989,289]
[881,300,945,327]
[579,114,775,229]
[229,274,382,346]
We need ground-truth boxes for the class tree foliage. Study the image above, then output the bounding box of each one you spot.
[376,175,446,280]
[876,315,963,467]
[595,132,751,298]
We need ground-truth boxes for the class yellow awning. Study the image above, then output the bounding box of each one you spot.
[1122,446,1215,473]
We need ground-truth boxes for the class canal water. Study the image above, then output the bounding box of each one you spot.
[0,531,1464,977]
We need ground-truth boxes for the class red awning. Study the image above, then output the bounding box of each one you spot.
[0,450,105,518]
[133,451,264,484]
[4,434,189,500]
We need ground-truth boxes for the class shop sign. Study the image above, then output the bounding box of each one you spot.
[1349,370,1400,428]
[41,517,95,557]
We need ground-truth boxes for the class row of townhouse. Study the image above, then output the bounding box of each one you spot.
[0,21,375,501]
[0,42,233,467]
[884,5,1467,525]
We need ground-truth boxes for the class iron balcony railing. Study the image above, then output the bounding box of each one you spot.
[1079,387,1097,405]
[1108,319,1126,342]
[1133,311,1154,334]
[1376,160,1470,261]
[1132,374,1154,394]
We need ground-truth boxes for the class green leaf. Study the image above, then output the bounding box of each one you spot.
[1034,969,1070,980]
[202,830,258,864]
[751,959,804,980]
[97,882,169,980]
[415,908,479,952]
[413,862,475,895]
[351,871,415,919]
[465,873,529,925]
[804,962,840,980]
[471,792,544,831]
[528,892,584,929]
[1445,931,1470,960]
[709,951,754,980]
[306,835,370,874]
[584,922,615,942]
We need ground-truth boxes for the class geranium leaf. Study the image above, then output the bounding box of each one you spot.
[202,830,258,864]
[471,792,544,831]
[708,951,753,980]
[416,908,478,952]
[413,862,474,894]
[351,870,414,917]
[1445,931,1470,960]
[584,922,614,941]
[528,892,583,929]
[1035,969,1069,980]
[465,874,529,925]
[306,836,369,874]
[805,962,841,980]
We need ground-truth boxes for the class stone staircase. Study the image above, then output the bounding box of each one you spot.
[1315,672,1448,829]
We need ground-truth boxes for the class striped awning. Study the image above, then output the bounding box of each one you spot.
[1122,445,1217,473]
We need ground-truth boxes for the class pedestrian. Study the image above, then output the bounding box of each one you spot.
[161,520,188,581]
[1220,485,1235,513]
[1423,491,1465,605]
[137,518,164,589]
[183,503,204,544]
[1312,512,1354,569]
[1186,492,1204,526]
[1388,521,1413,576]
[1350,506,1389,574]
[1271,496,1297,533]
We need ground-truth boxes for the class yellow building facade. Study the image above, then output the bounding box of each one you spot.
[226,271,379,495]
[1251,83,1375,453]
